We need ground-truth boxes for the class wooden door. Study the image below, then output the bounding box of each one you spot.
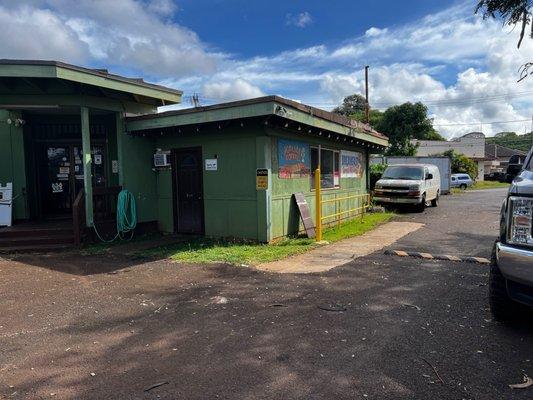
[172,147,204,234]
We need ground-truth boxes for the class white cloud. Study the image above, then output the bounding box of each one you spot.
[202,79,265,102]
[0,1,531,137]
[286,12,313,28]
[0,0,221,77]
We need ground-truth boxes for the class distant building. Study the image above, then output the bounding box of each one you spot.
[412,132,486,180]
[484,143,527,175]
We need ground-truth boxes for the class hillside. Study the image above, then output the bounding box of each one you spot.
[486,132,533,153]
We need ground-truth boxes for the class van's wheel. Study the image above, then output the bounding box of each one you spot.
[431,191,440,207]
[416,194,426,212]
[460,183,467,190]
[489,243,519,322]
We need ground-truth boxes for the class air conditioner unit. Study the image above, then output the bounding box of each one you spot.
[154,152,171,167]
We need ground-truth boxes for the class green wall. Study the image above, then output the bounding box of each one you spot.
[0,109,28,220]
[269,129,368,239]
[121,122,369,242]
[155,127,262,239]
[120,134,159,223]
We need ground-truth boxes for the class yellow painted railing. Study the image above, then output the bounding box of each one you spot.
[314,168,371,242]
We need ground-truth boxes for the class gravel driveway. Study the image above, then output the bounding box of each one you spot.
[1,188,532,400]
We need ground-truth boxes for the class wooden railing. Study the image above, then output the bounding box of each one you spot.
[72,186,122,246]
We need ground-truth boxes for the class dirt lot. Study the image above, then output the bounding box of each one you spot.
[1,188,533,399]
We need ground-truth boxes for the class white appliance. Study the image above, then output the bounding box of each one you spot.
[153,152,171,167]
[0,183,13,227]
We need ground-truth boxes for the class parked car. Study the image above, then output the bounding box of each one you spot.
[373,164,440,212]
[451,173,473,189]
[504,154,527,183]
[485,171,505,182]
[490,148,533,321]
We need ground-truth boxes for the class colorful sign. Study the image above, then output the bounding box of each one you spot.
[278,139,310,178]
[341,150,364,178]
[256,168,269,190]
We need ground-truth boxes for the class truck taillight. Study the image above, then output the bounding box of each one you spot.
[508,197,533,246]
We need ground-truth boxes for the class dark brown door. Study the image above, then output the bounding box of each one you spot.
[172,147,204,234]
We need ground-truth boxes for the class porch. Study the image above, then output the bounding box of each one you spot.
[0,59,182,251]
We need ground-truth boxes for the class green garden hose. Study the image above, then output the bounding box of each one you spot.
[93,189,137,243]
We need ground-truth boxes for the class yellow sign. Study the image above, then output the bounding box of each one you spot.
[256,168,268,190]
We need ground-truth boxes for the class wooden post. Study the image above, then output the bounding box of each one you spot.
[81,106,93,227]
[115,111,125,186]
[315,168,322,242]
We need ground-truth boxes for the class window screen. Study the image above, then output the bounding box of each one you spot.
[311,147,340,189]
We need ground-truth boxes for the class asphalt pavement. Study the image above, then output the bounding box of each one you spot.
[2,188,533,400]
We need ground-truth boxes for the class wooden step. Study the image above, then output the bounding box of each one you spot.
[0,227,73,239]
[0,243,73,253]
[0,234,74,247]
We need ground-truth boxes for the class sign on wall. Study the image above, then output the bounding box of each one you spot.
[205,159,218,171]
[256,168,268,190]
[341,150,364,178]
[278,139,310,179]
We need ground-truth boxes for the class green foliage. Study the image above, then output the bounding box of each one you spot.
[441,149,479,179]
[377,102,440,156]
[487,131,533,152]
[351,109,384,129]
[369,163,387,189]
[333,94,367,116]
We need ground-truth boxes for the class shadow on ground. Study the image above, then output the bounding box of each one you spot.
[2,252,533,400]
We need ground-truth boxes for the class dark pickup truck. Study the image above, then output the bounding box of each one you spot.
[490,147,533,321]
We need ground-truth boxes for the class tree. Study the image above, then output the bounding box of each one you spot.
[333,94,367,116]
[476,0,532,81]
[441,149,479,179]
[351,109,384,129]
[376,102,442,156]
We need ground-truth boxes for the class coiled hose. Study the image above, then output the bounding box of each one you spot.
[93,189,137,242]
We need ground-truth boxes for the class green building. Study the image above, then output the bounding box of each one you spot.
[0,60,387,248]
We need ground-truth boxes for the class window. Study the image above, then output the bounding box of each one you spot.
[382,166,424,180]
[311,147,340,189]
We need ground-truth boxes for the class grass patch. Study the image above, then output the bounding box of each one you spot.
[139,212,394,265]
[470,181,510,190]
[451,180,510,194]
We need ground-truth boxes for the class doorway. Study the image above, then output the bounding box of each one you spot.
[37,143,106,218]
[172,147,204,234]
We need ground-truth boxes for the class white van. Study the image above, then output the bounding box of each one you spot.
[374,164,441,212]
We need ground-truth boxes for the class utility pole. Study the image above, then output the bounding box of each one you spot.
[364,66,370,124]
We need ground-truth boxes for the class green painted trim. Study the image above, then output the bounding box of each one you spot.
[285,105,388,147]
[56,67,182,104]
[126,100,388,147]
[126,102,275,131]
[0,63,181,104]
[0,94,155,114]
[115,112,125,186]
[81,107,94,227]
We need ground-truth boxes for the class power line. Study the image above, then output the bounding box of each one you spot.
[432,119,531,126]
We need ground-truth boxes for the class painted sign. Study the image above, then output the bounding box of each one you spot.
[341,150,364,178]
[278,139,310,179]
[205,159,218,171]
[112,160,119,174]
[256,168,268,190]
[59,166,70,174]
[51,182,63,193]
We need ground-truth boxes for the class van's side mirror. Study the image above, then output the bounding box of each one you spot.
[426,173,433,180]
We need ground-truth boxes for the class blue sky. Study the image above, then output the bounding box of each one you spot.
[175,0,453,58]
[0,0,531,137]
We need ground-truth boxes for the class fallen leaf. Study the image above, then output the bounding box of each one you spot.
[509,375,533,389]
